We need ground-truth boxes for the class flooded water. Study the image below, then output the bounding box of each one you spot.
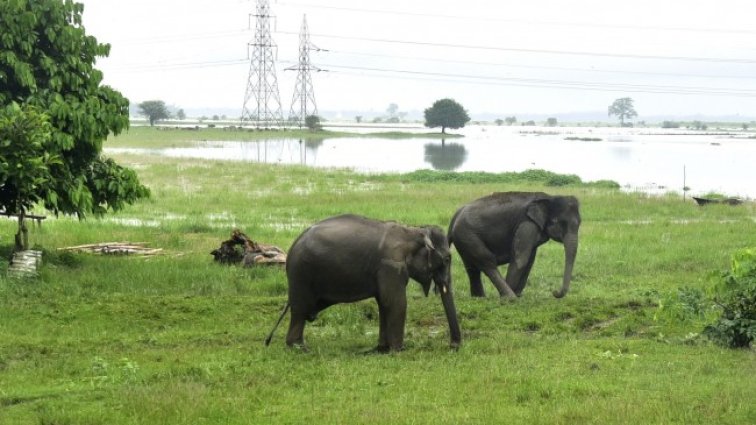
[106,126,756,198]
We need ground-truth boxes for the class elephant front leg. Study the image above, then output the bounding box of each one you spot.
[376,265,408,352]
[376,301,389,351]
[510,250,537,296]
[482,267,517,299]
[380,296,407,351]
[508,223,541,297]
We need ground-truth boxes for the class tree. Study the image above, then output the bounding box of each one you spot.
[386,103,399,119]
[608,97,638,127]
[355,115,363,123]
[546,117,558,127]
[176,109,186,120]
[0,0,149,248]
[0,104,58,250]
[305,115,322,131]
[424,98,470,134]
[138,100,170,126]
[505,116,517,126]
[494,118,504,126]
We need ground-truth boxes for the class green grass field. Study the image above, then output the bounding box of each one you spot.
[1,128,754,424]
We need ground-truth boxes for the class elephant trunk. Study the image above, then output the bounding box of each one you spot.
[553,232,578,298]
[438,281,462,349]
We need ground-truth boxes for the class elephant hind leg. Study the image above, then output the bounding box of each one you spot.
[285,312,307,349]
[461,257,485,297]
[467,267,485,297]
[286,297,317,349]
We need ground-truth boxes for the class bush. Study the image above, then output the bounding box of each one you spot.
[704,248,756,348]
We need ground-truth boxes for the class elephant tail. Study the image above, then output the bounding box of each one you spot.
[264,302,290,346]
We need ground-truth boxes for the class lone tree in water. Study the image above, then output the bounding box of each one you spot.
[138,100,171,126]
[0,0,149,250]
[608,97,638,127]
[424,98,471,134]
[305,114,322,131]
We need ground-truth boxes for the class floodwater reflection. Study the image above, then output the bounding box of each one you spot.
[423,141,468,171]
[105,126,756,198]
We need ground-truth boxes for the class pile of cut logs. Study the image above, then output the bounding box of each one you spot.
[59,242,162,256]
[211,230,286,266]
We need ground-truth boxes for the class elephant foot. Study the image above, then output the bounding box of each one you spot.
[365,344,403,354]
[499,295,517,304]
[552,289,566,298]
[286,342,309,353]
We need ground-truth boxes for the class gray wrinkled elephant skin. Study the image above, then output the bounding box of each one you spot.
[271,214,461,352]
[448,192,580,299]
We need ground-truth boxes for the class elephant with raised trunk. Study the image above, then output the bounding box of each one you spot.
[448,192,581,299]
[265,214,461,352]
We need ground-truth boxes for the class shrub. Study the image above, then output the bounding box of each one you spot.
[704,248,756,348]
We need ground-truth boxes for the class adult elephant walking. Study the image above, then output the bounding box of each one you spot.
[265,214,461,352]
[448,192,581,299]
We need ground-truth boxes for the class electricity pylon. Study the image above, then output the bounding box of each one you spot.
[286,15,322,128]
[240,0,283,128]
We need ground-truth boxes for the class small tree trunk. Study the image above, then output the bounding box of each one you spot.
[15,213,29,251]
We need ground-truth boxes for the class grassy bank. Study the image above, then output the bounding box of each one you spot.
[1,152,754,424]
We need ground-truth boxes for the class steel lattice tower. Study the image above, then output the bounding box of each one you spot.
[286,15,321,128]
[240,0,283,128]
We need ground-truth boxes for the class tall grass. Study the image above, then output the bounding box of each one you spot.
[1,151,754,424]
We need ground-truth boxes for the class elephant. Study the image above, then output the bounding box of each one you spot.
[265,214,462,352]
[448,192,580,299]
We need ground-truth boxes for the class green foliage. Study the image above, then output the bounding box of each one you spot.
[0,104,58,215]
[385,168,614,188]
[704,248,756,348]
[423,98,470,133]
[305,114,322,131]
[608,97,638,126]
[545,117,558,127]
[0,0,148,223]
[137,100,171,126]
[662,121,680,129]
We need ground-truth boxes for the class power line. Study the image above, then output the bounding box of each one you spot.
[320,63,756,97]
[277,1,756,36]
[108,58,248,72]
[102,56,756,97]
[324,49,756,81]
[276,31,756,65]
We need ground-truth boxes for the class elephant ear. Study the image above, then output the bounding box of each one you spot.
[421,229,436,252]
[526,199,549,231]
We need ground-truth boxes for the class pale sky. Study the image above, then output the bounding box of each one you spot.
[79,0,756,120]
